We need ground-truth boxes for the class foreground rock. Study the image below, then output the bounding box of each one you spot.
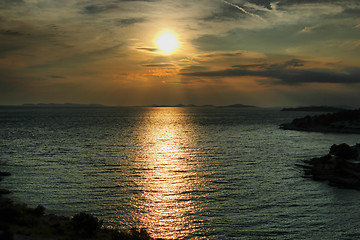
[0,197,158,240]
[0,172,159,240]
[299,143,360,190]
[280,108,360,133]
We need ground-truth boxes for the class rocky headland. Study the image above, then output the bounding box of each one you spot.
[280,108,360,133]
[299,143,360,190]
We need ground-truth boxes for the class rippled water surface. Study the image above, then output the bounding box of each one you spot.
[1,107,360,239]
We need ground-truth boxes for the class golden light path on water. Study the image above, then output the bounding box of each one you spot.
[132,107,203,239]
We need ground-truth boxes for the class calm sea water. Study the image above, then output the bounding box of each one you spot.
[1,107,360,239]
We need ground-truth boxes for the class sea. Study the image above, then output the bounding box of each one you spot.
[1,106,360,239]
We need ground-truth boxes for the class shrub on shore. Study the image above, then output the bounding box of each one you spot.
[0,169,159,240]
[0,196,157,240]
[71,212,103,237]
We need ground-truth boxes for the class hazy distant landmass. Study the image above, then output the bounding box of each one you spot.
[280,109,360,133]
[3,103,257,108]
[150,104,208,107]
[4,103,259,108]
[22,103,104,107]
[150,103,257,108]
[218,104,257,108]
[281,106,345,112]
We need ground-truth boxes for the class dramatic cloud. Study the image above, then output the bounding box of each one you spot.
[203,3,247,22]
[142,63,175,68]
[223,0,265,21]
[0,0,24,7]
[0,45,23,57]
[136,47,158,52]
[0,29,28,36]
[246,0,272,9]
[115,18,146,26]
[180,65,210,73]
[49,75,66,79]
[181,59,360,85]
[82,4,119,14]
[200,51,245,58]
[277,0,352,6]
[0,0,359,106]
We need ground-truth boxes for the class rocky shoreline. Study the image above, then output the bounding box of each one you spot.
[280,108,360,134]
[0,171,160,240]
[298,143,360,190]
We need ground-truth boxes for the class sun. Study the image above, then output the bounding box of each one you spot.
[156,33,178,53]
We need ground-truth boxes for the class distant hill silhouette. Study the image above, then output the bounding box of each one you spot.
[281,106,344,112]
[16,103,258,108]
[22,103,104,107]
[150,103,257,108]
[150,104,210,107]
[280,108,360,133]
[219,104,256,108]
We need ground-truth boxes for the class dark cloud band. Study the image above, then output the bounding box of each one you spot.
[181,61,360,85]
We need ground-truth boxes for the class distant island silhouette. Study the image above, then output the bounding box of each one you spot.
[22,103,104,107]
[281,106,345,112]
[150,103,257,108]
[0,103,259,108]
[217,104,256,108]
[280,108,360,134]
[150,104,212,107]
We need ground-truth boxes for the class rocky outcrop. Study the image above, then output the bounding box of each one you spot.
[300,143,360,189]
[280,109,360,133]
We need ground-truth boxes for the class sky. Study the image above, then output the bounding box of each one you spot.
[0,0,360,107]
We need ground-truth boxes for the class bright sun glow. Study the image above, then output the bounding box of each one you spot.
[156,33,178,53]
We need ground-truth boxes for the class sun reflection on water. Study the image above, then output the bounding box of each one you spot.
[132,107,202,239]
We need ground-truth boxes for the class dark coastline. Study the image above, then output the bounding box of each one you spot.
[279,108,360,134]
[298,143,360,190]
[0,172,160,240]
[280,109,360,190]
[281,106,345,112]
